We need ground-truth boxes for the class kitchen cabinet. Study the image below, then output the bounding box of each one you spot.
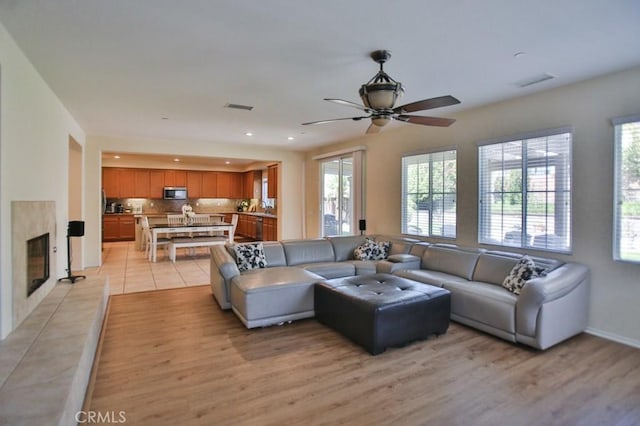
[243,170,261,199]
[263,217,278,241]
[133,169,150,197]
[164,170,187,187]
[119,169,135,198]
[102,215,135,241]
[246,215,257,239]
[102,168,119,198]
[149,170,165,199]
[217,172,243,198]
[267,164,278,199]
[202,172,217,197]
[187,171,202,198]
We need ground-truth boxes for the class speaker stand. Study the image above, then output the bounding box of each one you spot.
[58,233,85,284]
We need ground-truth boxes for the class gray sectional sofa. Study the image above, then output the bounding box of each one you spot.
[210,235,589,350]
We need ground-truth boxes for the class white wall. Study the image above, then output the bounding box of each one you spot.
[0,22,86,338]
[305,67,640,347]
[84,135,306,267]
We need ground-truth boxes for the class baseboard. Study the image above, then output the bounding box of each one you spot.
[585,327,640,349]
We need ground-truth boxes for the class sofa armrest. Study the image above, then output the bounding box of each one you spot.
[376,255,421,274]
[516,263,590,337]
[210,245,240,309]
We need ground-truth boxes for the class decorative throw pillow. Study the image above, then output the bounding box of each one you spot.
[353,238,390,261]
[502,255,542,295]
[233,242,267,272]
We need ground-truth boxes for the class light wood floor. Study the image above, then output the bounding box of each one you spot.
[86,285,640,426]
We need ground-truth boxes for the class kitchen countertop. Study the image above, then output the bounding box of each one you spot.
[104,211,277,219]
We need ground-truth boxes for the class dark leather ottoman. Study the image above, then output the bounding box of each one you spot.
[314,273,451,355]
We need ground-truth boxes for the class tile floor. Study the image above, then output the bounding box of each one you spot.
[85,242,211,295]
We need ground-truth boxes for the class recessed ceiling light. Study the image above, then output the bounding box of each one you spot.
[245,132,253,136]
[113,155,120,159]
[173,158,180,162]
[287,136,295,141]
[225,161,231,165]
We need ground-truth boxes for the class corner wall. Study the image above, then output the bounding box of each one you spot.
[305,66,640,346]
[0,22,86,338]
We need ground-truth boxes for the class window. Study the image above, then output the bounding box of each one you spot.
[401,149,456,238]
[613,115,640,263]
[478,128,572,253]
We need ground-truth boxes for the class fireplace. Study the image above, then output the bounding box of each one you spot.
[27,233,50,297]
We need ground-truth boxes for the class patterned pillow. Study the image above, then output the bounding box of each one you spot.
[353,238,390,261]
[233,242,267,272]
[502,255,543,295]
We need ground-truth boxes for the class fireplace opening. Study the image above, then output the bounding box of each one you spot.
[27,233,50,297]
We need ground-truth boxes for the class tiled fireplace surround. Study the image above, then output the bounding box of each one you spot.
[11,201,58,329]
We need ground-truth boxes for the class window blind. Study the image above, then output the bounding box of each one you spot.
[401,149,456,238]
[613,116,640,263]
[478,130,572,253]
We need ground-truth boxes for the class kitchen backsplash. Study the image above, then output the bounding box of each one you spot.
[107,198,276,214]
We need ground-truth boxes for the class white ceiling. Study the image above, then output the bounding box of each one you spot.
[1,0,640,151]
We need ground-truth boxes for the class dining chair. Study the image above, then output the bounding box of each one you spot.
[142,216,170,260]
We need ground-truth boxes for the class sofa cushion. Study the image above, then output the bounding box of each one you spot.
[421,246,481,280]
[354,238,390,261]
[443,280,517,334]
[346,260,377,275]
[394,269,469,287]
[301,262,355,279]
[502,256,545,295]
[327,235,367,261]
[473,253,519,286]
[374,235,418,255]
[233,242,267,272]
[282,239,335,266]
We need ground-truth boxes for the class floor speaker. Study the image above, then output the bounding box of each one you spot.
[58,221,86,283]
[68,220,85,237]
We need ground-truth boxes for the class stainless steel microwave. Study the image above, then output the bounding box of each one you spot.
[163,187,187,200]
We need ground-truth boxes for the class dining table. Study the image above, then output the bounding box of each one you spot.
[150,222,235,262]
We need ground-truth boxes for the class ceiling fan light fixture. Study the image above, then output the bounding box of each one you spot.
[371,116,391,127]
[359,82,403,109]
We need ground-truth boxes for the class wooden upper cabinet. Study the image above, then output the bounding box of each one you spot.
[118,169,135,198]
[149,170,165,199]
[102,168,119,198]
[243,170,261,199]
[133,169,150,198]
[202,172,217,198]
[216,172,244,198]
[267,164,278,199]
[187,171,202,198]
[230,173,244,198]
[164,170,187,187]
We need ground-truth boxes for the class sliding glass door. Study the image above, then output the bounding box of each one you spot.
[321,156,354,236]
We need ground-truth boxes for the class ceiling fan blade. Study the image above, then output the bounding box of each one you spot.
[366,122,381,134]
[324,98,371,113]
[394,95,461,114]
[395,115,456,127]
[302,116,369,126]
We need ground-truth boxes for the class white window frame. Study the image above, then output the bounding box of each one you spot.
[477,127,573,253]
[613,114,640,264]
[401,148,457,238]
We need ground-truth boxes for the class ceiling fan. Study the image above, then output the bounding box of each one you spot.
[302,50,460,134]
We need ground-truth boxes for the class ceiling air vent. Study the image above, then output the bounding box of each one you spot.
[515,73,555,88]
[224,103,254,111]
